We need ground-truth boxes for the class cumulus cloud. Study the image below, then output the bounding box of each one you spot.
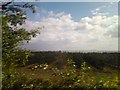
[22,11,118,51]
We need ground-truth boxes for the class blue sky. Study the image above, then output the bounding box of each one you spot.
[21,2,118,52]
[27,2,117,21]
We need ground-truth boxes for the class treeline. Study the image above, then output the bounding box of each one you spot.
[28,51,119,70]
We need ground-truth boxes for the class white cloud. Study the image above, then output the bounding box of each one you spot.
[22,11,118,51]
[90,6,110,16]
[91,8,109,16]
[90,2,117,17]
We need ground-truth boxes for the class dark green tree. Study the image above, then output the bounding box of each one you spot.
[2,2,40,68]
[1,2,40,89]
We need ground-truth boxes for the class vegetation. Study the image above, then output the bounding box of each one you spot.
[1,2,39,89]
[1,2,120,89]
[16,58,120,89]
[29,51,119,70]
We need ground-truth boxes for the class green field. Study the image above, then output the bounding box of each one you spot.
[15,52,120,89]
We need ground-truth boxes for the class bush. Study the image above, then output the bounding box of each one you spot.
[2,59,119,89]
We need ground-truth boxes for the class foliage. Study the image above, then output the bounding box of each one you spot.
[2,67,27,89]
[2,2,39,67]
[26,59,119,89]
[2,58,119,89]
[2,2,40,89]
[29,51,119,69]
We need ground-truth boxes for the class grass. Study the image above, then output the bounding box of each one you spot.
[17,64,118,82]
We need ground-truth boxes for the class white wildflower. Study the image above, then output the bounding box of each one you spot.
[43,67,47,70]
[34,66,38,69]
[39,65,42,67]
[100,80,103,83]
[30,84,33,87]
[73,65,76,67]
[69,85,71,87]
[88,67,91,69]
[67,73,70,76]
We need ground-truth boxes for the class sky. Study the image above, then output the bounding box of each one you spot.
[21,2,118,52]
